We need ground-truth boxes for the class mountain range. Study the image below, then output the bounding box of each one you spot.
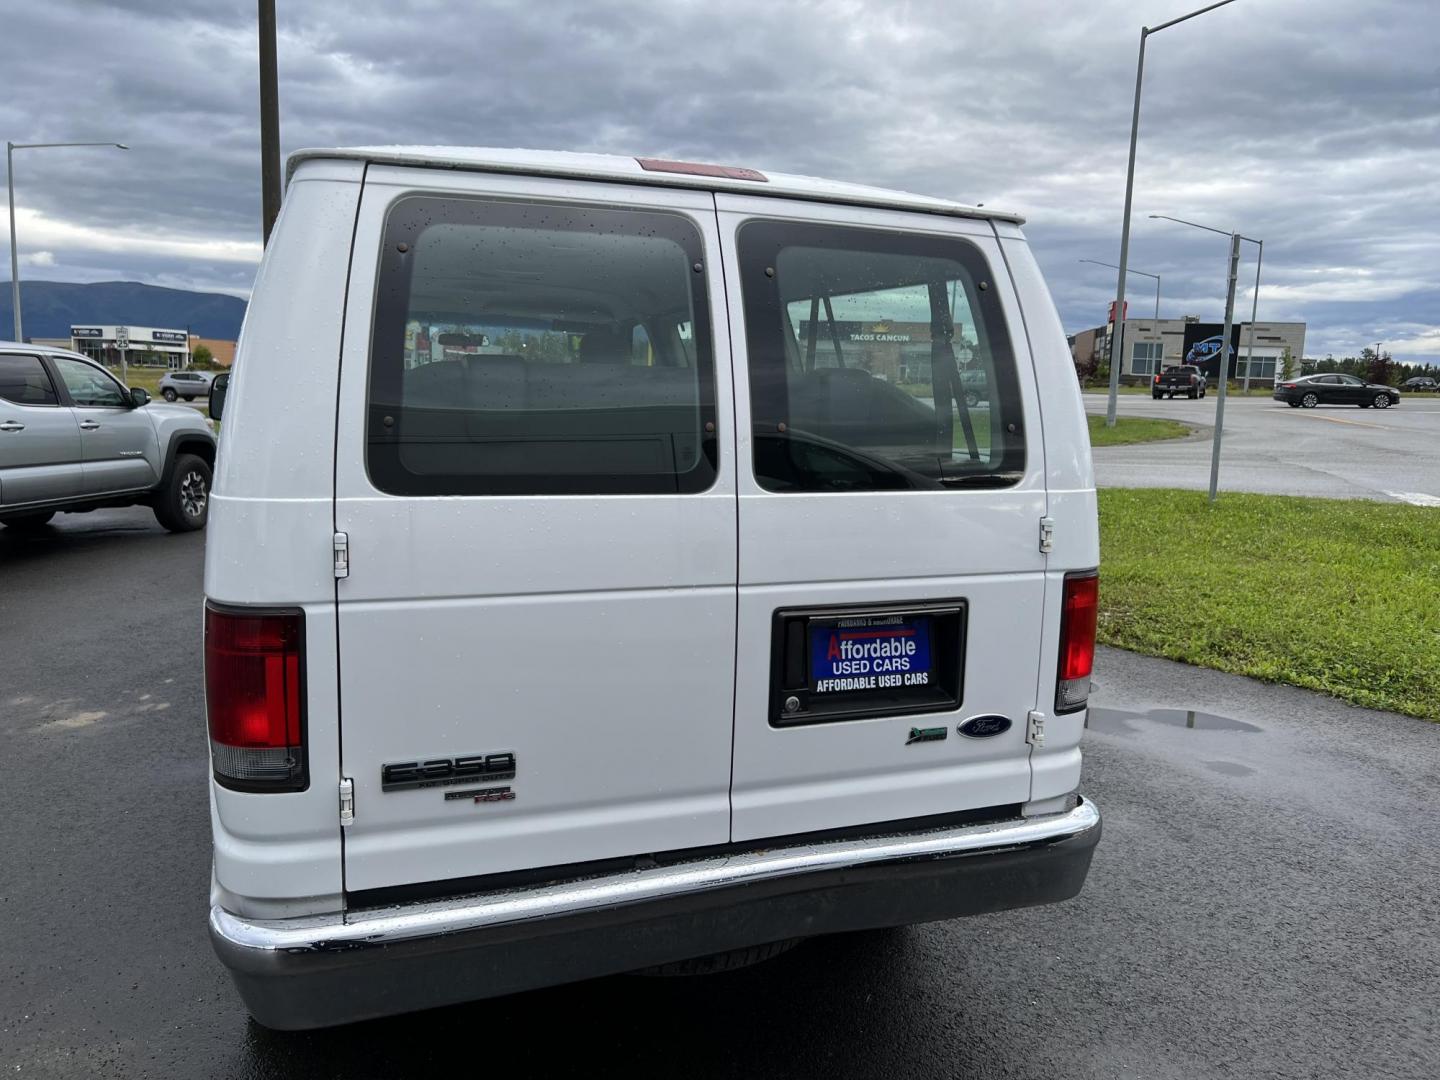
[0,280,247,341]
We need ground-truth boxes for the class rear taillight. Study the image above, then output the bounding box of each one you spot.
[1153,374,1161,383]
[1055,571,1098,713]
[205,603,307,791]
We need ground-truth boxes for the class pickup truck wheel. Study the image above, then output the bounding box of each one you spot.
[1199,387,1206,398]
[162,388,178,401]
[1301,392,1319,408]
[636,938,801,976]
[2,510,55,531]
[1152,391,1162,399]
[153,454,212,532]
[1187,389,1198,399]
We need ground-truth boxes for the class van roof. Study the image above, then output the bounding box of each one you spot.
[286,146,1025,225]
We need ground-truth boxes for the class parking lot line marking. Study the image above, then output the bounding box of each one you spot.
[1284,413,1387,429]
[1385,491,1440,507]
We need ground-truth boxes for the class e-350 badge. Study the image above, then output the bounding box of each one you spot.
[381,752,516,792]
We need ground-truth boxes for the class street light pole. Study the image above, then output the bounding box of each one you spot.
[1149,215,1263,391]
[5,140,129,342]
[1081,259,1161,319]
[7,143,19,342]
[1208,234,1242,502]
[259,0,282,245]
[1241,239,1262,393]
[1104,0,1240,428]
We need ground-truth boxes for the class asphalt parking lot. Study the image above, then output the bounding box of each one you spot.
[1086,392,1440,504]
[3,509,1439,1079]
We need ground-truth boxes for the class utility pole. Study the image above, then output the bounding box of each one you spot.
[1208,234,1241,503]
[258,0,281,245]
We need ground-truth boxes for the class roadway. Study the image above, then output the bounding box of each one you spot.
[1085,392,1440,504]
[2,508,1437,1078]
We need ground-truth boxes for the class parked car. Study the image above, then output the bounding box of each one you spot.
[1273,373,1401,409]
[1401,377,1438,392]
[1152,364,1207,400]
[958,367,989,407]
[159,369,214,401]
[0,344,216,531]
[202,146,1102,1029]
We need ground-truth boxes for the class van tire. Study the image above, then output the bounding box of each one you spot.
[636,938,801,976]
[153,454,212,533]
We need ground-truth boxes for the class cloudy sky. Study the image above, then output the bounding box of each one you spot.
[4,0,1437,361]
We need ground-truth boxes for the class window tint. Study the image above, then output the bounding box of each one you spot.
[52,356,127,407]
[0,354,60,405]
[368,197,717,496]
[737,220,1024,492]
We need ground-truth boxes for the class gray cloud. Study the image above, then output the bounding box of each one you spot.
[4,0,1437,360]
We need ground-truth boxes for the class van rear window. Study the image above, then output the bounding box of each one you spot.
[735,220,1025,492]
[366,196,718,496]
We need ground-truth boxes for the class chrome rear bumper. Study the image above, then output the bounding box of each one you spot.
[213,797,1100,1029]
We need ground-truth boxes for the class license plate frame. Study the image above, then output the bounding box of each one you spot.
[769,599,966,727]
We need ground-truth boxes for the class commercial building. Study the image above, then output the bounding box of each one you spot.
[1070,317,1306,386]
[188,335,236,367]
[68,324,192,368]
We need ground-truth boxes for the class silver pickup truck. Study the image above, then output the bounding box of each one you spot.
[0,343,216,532]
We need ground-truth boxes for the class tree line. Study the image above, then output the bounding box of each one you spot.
[1303,348,1437,386]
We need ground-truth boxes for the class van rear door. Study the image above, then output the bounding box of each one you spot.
[332,169,737,893]
[716,196,1047,840]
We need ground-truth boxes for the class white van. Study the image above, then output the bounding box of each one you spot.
[204,147,1101,1029]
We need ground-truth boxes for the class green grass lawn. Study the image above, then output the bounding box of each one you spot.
[1099,489,1440,720]
[1088,415,1191,446]
[106,366,170,396]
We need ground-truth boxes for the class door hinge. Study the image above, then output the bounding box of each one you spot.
[1038,516,1055,554]
[1026,710,1047,747]
[339,777,355,826]
[333,531,349,579]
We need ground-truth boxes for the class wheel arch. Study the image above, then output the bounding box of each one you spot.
[158,429,217,490]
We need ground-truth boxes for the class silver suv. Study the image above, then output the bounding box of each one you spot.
[0,344,217,532]
[159,369,214,401]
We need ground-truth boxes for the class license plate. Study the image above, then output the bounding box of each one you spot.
[809,614,933,695]
[770,600,964,726]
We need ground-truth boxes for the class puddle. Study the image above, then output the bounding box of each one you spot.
[1086,707,1260,734]
[1203,760,1256,777]
[1147,709,1261,732]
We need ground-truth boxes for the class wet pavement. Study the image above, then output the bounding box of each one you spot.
[3,509,1440,1078]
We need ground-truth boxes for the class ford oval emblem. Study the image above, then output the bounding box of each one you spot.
[958,715,1012,739]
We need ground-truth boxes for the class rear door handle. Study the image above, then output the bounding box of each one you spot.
[79,420,101,430]
[0,421,24,432]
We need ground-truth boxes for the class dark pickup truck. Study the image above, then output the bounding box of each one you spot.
[1152,365,1207,400]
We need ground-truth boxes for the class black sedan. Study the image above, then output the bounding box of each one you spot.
[1273,374,1401,409]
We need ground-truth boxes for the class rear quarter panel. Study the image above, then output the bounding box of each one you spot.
[997,233,1097,801]
[203,159,363,914]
